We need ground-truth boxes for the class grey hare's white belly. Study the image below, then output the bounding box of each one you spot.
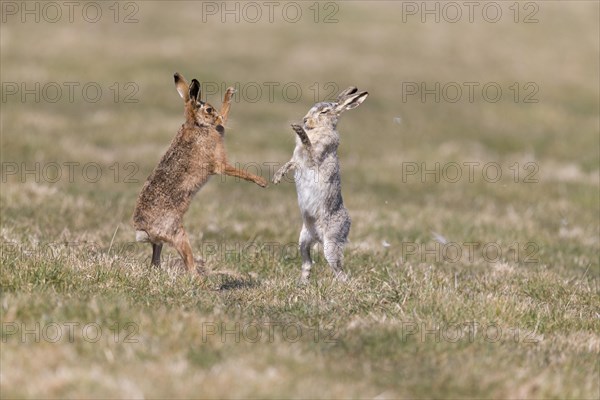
[295,167,326,219]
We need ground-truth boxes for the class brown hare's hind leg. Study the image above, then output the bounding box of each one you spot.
[172,228,196,273]
[151,243,163,267]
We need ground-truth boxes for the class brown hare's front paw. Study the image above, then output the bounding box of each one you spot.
[257,176,268,188]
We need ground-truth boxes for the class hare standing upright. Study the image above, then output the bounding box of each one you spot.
[273,87,368,283]
[133,73,267,273]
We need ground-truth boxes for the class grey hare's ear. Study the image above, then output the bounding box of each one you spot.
[336,86,358,101]
[174,73,190,102]
[336,90,368,111]
[189,79,201,102]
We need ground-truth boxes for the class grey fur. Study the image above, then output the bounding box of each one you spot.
[273,87,368,283]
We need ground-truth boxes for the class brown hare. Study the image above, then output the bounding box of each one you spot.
[133,73,267,273]
[273,87,368,283]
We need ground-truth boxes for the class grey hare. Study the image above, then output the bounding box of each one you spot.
[273,87,368,283]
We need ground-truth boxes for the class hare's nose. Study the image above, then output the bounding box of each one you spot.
[303,117,308,125]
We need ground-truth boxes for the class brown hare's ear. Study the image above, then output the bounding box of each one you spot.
[174,73,190,102]
[337,91,368,112]
[189,79,201,102]
[336,86,358,101]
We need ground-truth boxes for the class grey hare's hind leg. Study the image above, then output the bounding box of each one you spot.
[323,214,350,282]
[299,225,317,284]
[323,239,348,282]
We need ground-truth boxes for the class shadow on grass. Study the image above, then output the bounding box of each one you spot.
[211,271,260,291]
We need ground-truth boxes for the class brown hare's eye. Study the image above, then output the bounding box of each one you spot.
[206,107,213,113]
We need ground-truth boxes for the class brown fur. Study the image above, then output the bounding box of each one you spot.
[132,73,267,273]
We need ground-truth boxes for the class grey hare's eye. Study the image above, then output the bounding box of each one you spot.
[320,109,330,114]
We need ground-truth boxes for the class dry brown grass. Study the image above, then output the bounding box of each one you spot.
[1,1,599,398]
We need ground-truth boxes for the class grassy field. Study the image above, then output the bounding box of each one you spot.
[1,1,599,398]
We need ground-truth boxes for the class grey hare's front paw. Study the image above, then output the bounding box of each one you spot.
[291,124,311,148]
[290,123,304,134]
[273,168,286,184]
[273,161,294,184]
